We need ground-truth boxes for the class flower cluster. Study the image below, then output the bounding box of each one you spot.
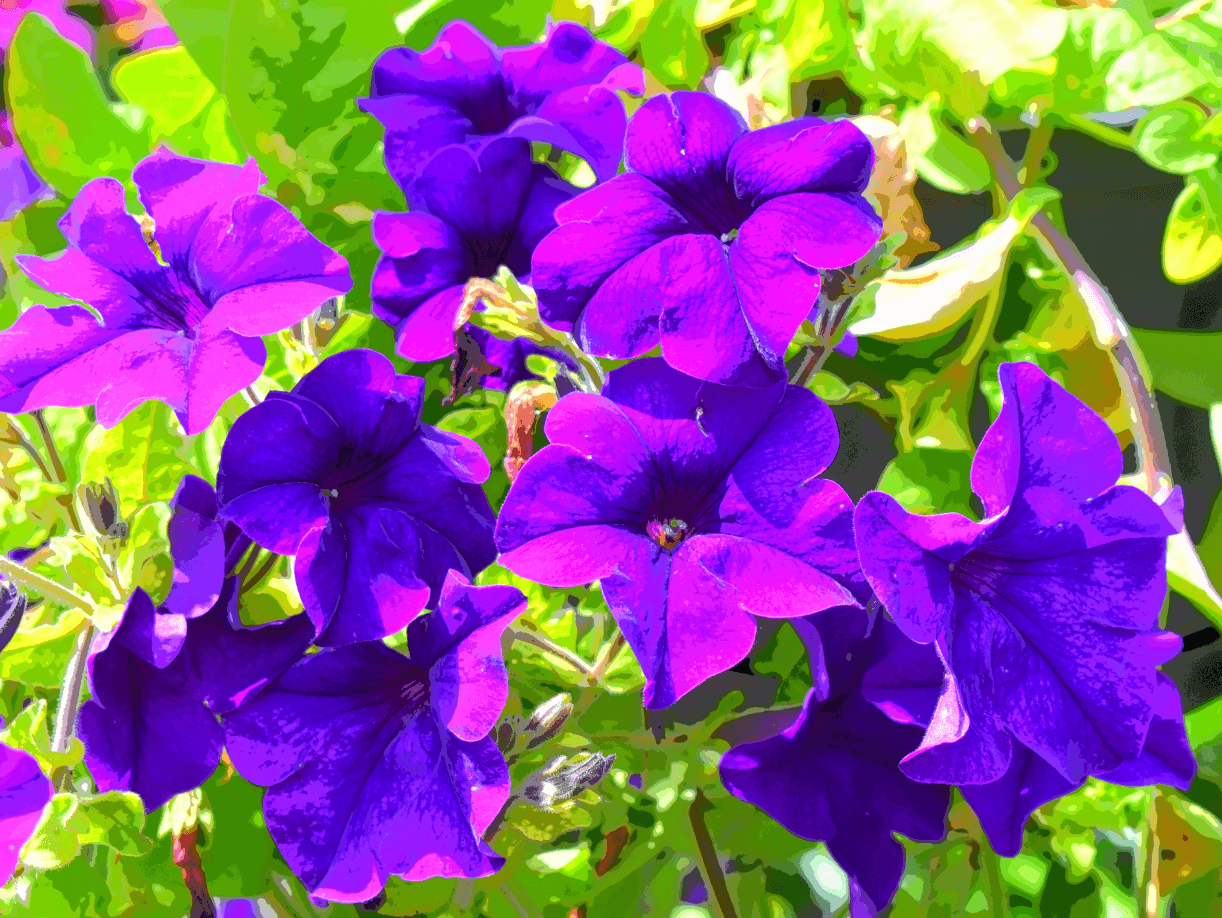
[0,16,1194,917]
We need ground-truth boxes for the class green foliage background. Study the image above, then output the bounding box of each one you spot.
[3,0,1222,916]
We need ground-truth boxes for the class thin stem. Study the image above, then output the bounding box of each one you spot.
[967,117,1173,497]
[243,385,264,407]
[790,345,824,388]
[243,553,280,594]
[0,555,94,613]
[1019,120,1054,188]
[960,274,1007,369]
[509,625,595,676]
[1063,114,1133,151]
[980,837,1011,918]
[588,629,627,684]
[1144,790,1161,918]
[689,789,738,918]
[51,623,95,791]
[5,417,54,480]
[32,411,66,483]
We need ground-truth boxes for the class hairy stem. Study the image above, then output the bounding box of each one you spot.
[588,629,627,684]
[32,410,67,483]
[172,829,217,918]
[980,838,1011,918]
[0,555,94,613]
[5,416,54,481]
[960,273,1007,370]
[1019,120,1054,188]
[51,622,95,791]
[509,624,594,676]
[689,789,738,918]
[968,117,1173,497]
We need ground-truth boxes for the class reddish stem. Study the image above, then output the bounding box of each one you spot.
[172,830,216,918]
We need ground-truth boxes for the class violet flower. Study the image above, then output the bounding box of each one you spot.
[77,476,314,811]
[223,573,525,903]
[370,136,576,363]
[496,357,864,708]
[0,739,52,885]
[216,349,497,646]
[720,612,950,917]
[862,626,1195,856]
[855,362,1183,789]
[359,20,642,195]
[0,148,351,434]
[531,92,882,387]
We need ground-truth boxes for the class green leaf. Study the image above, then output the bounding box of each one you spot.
[20,856,112,918]
[221,0,403,213]
[859,0,1066,118]
[774,0,850,82]
[1106,30,1214,110]
[76,792,154,856]
[157,0,233,88]
[379,876,458,916]
[898,100,991,196]
[21,793,86,870]
[400,0,551,48]
[1130,327,1222,408]
[111,46,244,163]
[80,401,200,506]
[1163,173,1222,285]
[4,13,150,198]
[0,609,89,689]
[641,0,710,89]
[198,768,279,898]
[1134,102,1219,175]
[1168,527,1222,632]
[877,448,974,517]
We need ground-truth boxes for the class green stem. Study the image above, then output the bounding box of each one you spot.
[51,622,96,791]
[32,410,66,483]
[509,624,594,676]
[980,838,1011,918]
[587,628,626,684]
[0,555,93,613]
[959,273,1007,370]
[689,789,738,918]
[1144,790,1161,918]
[4,416,54,481]
[1019,121,1054,188]
[1063,114,1133,151]
[968,117,1172,497]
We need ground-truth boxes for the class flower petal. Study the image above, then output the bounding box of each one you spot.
[180,318,265,435]
[0,743,53,887]
[728,118,875,209]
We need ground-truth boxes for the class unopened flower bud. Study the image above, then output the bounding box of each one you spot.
[78,478,128,546]
[522,693,573,749]
[495,719,518,754]
[521,751,616,809]
[0,581,28,655]
[314,296,341,332]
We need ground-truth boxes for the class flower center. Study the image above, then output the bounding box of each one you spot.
[647,518,689,550]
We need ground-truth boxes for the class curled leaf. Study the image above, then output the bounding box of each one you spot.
[850,187,1059,341]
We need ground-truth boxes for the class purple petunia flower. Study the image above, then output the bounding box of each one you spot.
[77,476,314,811]
[495,357,864,708]
[0,148,351,434]
[721,612,950,917]
[370,136,577,363]
[216,349,498,647]
[530,92,883,388]
[223,573,524,903]
[1,2,94,62]
[0,738,52,885]
[359,20,642,195]
[855,362,1183,791]
[862,627,1194,856]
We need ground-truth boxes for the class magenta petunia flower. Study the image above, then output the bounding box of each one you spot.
[862,626,1194,857]
[359,20,642,195]
[370,136,576,362]
[77,476,314,811]
[531,92,882,387]
[0,739,52,886]
[223,573,524,903]
[0,148,351,434]
[495,357,865,708]
[855,362,1183,790]
[216,349,498,647]
[721,613,950,917]
[1,1,94,62]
